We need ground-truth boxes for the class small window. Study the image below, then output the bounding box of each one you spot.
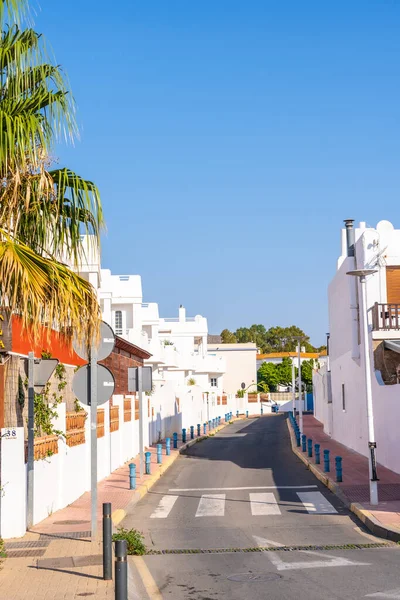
[210,378,217,387]
[114,310,123,335]
[342,383,345,411]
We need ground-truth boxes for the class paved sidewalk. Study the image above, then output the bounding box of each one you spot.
[0,417,240,599]
[290,414,400,540]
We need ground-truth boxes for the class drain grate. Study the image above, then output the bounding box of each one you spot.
[6,549,47,558]
[146,542,393,556]
[39,531,91,540]
[5,540,50,549]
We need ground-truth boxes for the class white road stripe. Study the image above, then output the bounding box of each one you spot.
[195,494,225,517]
[169,485,318,492]
[150,495,178,519]
[250,493,281,516]
[297,491,338,514]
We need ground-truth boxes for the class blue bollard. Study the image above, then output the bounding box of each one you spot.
[315,443,320,464]
[261,407,263,416]
[323,449,330,472]
[296,432,301,447]
[203,422,207,435]
[157,444,162,464]
[145,451,151,475]
[197,424,201,437]
[182,428,187,443]
[173,432,178,449]
[212,418,215,429]
[335,456,343,482]
[129,463,136,490]
[208,420,211,432]
[218,416,221,426]
[246,410,249,418]
[236,410,239,418]
[301,434,307,452]
[307,439,313,458]
[166,437,171,456]
[190,425,194,440]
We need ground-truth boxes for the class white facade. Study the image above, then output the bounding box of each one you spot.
[98,270,226,405]
[313,219,400,475]
[208,343,257,394]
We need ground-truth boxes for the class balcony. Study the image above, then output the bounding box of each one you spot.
[372,303,400,339]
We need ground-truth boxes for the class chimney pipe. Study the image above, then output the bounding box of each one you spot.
[344,219,355,257]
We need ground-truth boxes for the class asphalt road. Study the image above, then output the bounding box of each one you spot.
[124,415,400,600]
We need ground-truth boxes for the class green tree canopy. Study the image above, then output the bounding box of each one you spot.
[220,329,237,343]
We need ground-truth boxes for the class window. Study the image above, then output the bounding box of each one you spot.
[342,383,345,411]
[114,310,123,335]
[210,378,217,387]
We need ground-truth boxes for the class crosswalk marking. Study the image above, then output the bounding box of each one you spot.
[250,493,281,516]
[150,495,178,519]
[195,494,226,517]
[296,491,338,514]
[169,485,318,492]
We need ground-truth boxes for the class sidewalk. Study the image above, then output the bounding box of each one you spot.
[0,432,200,599]
[288,414,400,541]
[0,417,239,599]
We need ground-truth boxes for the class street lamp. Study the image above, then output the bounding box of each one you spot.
[346,268,379,505]
[293,335,306,434]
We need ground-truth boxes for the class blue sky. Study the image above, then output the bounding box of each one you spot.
[35,0,400,346]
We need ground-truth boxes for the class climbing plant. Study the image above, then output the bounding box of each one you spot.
[18,374,25,409]
[33,361,68,438]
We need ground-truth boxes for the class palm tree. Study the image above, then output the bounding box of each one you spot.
[0,0,103,343]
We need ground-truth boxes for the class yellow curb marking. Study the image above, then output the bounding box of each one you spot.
[133,555,163,599]
[112,509,126,526]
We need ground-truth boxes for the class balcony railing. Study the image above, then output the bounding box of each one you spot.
[372,303,400,330]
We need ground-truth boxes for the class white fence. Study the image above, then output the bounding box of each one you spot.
[0,390,269,539]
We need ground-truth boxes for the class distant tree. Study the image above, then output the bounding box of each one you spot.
[220,329,237,343]
[257,362,280,391]
[276,357,293,386]
[300,359,315,391]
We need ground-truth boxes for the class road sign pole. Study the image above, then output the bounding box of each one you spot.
[27,352,34,528]
[90,347,98,539]
[138,367,144,480]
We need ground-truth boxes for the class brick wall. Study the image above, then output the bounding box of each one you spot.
[100,349,144,396]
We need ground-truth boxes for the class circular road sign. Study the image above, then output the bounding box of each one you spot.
[72,364,115,406]
[73,321,116,362]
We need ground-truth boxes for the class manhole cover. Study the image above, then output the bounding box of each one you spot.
[228,573,282,583]
[53,520,90,525]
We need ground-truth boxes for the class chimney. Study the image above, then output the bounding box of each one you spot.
[179,305,186,323]
[344,219,355,257]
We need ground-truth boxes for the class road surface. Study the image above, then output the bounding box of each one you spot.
[123,414,400,599]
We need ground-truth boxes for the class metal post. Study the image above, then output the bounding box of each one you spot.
[335,456,343,482]
[292,360,296,418]
[307,438,313,458]
[145,451,151,475]
[360,275,379,505]
[138,367,144,480]
[115,539,128,600]
[27,352,34,528]
[182,428,186,443]
[323,449,330,472]
[315,443,321,464]
[197,424,201,436]
[190,425,194,439]
[157,444,162,464]
[103,502,112,580]
[90,346,98,539]
[129,463,136,489]
[298,343,303,435]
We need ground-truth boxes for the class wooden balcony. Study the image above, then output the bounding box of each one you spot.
[372,303,400,331]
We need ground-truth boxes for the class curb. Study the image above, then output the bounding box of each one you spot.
[286,419,400,543]
[112,418,243,526]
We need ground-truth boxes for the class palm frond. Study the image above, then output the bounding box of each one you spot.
[0,231,100,344]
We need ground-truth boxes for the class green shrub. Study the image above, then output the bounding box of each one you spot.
[112,528,146,555]
[0,538,6,558]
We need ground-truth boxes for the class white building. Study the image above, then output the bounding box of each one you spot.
[313,219,400,475]
[207,343,258,394]
[99,269,226,396]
